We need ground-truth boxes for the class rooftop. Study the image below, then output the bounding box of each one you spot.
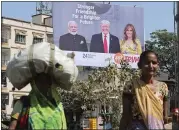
[2,16,52,28]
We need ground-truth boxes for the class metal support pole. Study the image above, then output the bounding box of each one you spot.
[172,1,179,129]
[177,2,179,105]
[174,1,179,107]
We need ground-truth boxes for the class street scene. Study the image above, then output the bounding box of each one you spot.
[1,1,179,130]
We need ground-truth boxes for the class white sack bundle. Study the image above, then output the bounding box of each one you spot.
[6,42,78,90]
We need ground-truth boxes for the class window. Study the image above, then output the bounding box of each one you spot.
[1,93,9,110]
[15,29,27,44]
[33,37,43,44]
[1,25,11,43]
[15,34,26,44]
[1,71,7,87]
[32,32,44,44]
[2,38,8,43]
[47,34,53,43]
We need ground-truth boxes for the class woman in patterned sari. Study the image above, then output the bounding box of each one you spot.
[119,50,171,130]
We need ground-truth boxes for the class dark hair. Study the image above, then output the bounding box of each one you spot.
[124,24,137,44]
[138,50,158,69]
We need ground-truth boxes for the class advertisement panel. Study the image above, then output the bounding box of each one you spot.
[53,2,144,68]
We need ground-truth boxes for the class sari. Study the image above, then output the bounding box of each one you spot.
[132,78,165,129]
[28,81,67,129]
[11,81,67,130]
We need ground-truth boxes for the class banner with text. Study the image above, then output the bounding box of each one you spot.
[53,2,144,68]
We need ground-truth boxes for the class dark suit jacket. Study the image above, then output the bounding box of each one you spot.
[90,33,120,53]
[59,33,88,52]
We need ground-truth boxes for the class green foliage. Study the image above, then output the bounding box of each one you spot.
[145,29,177,79]
[56,29,177,129]
[58,61,140,129]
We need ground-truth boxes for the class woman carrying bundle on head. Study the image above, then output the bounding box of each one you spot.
[8,42,78,130]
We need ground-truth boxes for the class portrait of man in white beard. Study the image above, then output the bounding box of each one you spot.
[59,21,88,52]
[68,21,78,35]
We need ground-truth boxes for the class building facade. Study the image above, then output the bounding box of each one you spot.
[1,14,53,116]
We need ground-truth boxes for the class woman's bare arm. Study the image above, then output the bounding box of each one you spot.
[9,100,23,130]
[9,119,18,130]
[163,100,172,124]
[119,94,132,130]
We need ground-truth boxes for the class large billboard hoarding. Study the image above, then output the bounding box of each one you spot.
[53,2,144,68]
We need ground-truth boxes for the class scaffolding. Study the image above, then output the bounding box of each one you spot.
[36,2,52,15]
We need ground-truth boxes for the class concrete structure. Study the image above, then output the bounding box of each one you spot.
[1,14,53,116]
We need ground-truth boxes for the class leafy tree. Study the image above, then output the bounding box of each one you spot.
[58,61,140,129]
[145,29,177,79]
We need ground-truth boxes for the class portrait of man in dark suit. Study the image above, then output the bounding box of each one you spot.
[90,20,120,53]
[59,21,88,52]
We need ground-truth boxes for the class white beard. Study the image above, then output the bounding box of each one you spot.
[69,31,77,35]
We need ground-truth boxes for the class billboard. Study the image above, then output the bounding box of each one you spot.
[53,2,144,68]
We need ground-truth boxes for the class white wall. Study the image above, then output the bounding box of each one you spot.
[44,17,52,27]
[32,15,50,25]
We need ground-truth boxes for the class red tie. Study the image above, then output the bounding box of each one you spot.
[104,35,108,53]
